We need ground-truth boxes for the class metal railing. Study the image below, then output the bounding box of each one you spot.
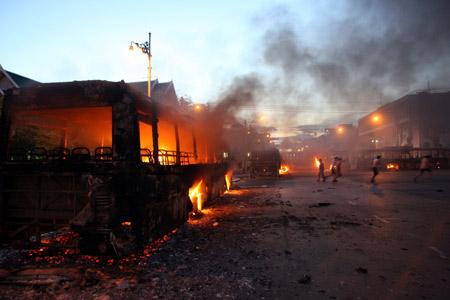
[6,146,196,165]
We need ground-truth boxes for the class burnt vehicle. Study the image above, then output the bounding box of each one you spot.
[0,80,227,256]
[250,148,281,178]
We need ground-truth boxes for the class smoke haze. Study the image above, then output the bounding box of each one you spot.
[213,0,450,137]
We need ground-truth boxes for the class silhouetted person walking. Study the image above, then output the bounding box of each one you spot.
[317,158,327,182]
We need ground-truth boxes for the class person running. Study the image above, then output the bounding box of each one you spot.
[413,155,432,183]
[370,155,381,183]
[317,158,327,182]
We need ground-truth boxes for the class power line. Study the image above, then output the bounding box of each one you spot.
[239,107,374,113]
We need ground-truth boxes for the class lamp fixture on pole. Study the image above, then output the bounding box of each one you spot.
[129,32,152,97]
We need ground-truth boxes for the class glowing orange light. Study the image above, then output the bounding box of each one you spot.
[195,104,201,110]
[189,180,204,211]
[279,165,289,174]
[386,163,399,170]
[225,171,232,190]
[337,127,343,133]
[121,222,131,226]
[314,157,320,168]
[373,115,380,121]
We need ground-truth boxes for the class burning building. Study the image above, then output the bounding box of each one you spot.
[0,80,228,256]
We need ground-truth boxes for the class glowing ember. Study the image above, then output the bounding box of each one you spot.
[386,163,399,170]
[189,180,204,211]
[314,157,320,168]
[121,222,131,226]
[279,165,289,174]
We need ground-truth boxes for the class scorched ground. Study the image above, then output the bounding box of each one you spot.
[0,169,449,300]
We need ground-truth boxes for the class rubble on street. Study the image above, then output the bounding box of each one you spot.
[0,170,449,299]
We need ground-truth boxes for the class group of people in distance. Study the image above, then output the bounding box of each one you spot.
[317,156,342,183]
[317,155,432,184]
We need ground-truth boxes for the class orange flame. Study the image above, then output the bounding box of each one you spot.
[279,165,289,174]
[225,171,232,190]
[386,163,399,170]
[314,157,320,168]
[189,180,203,211]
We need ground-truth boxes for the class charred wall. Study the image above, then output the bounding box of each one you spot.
[0,80,229,255]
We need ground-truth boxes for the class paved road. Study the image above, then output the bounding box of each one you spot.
[231,169,450,300]
[0,169,448,300]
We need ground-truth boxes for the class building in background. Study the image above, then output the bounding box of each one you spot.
[358,89,450,149]
[0,65,39,95]
[128,79,179,107]
[0,65,40,114]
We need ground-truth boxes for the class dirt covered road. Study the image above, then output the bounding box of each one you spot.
[0,170,449,299]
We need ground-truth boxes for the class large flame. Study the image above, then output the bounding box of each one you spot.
[279,165,289,174]
[189,180,203,211]
[314,157,320,168]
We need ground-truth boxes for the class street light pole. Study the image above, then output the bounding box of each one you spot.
[130,32,152,97]
[129,32,158,164]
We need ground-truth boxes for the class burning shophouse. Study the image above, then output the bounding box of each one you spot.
[0,80,228,256]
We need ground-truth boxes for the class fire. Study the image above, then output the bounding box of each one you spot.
[225,171,232,190]
[279,165,289,174]
[189,180,204,211]
[121,222,131,226]
[386,163,399,170]
[314,157,320,168]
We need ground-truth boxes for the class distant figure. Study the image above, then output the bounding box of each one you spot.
[317,158,327,182]
[371,155,381,183]
[331,156,337,176]
[413,155,432,183]
[332,157,343,182]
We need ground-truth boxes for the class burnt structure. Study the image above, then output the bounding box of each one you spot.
[250,148,281,178]
[0,80,227,256]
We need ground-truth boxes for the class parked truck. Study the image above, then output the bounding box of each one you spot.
[250,148,281,178]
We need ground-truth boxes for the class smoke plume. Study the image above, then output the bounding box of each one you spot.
[214,0,450,135]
